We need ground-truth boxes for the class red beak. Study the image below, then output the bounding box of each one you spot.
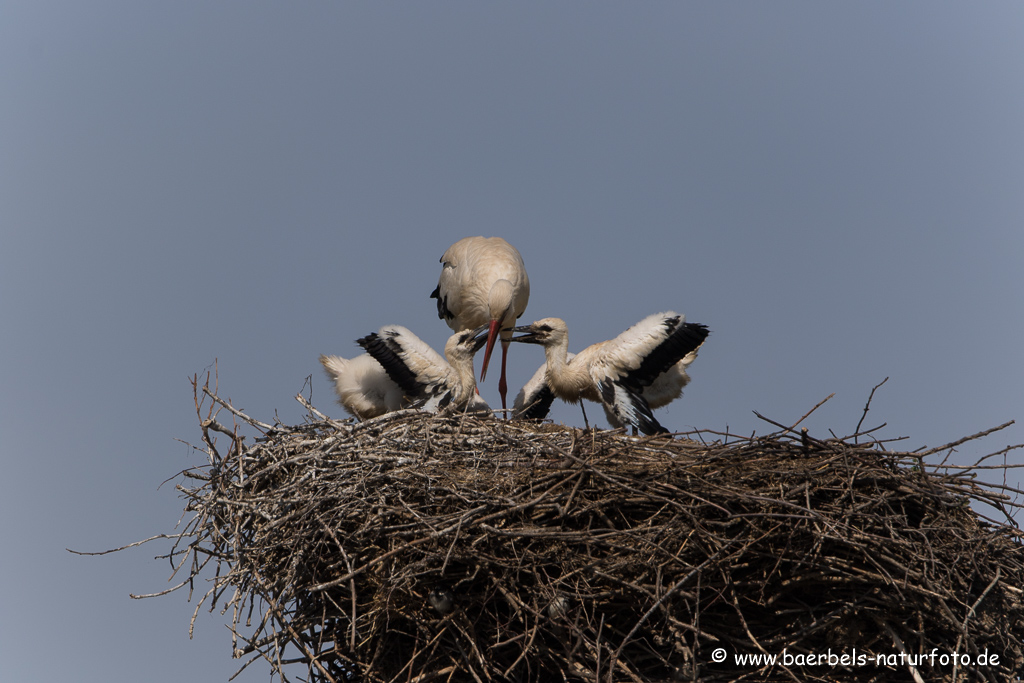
[479,318,501,382]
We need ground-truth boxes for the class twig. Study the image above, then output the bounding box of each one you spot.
[919,420,1015,457]
[854,377,888,442]
[878,620,925,683]
[202,387,275,433]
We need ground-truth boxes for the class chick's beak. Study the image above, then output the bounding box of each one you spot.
[509,324,540,343]
[469,324,490,353]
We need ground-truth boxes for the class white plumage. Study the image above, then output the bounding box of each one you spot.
[513,350,699,429]
[513,353,575,421]
[430,236,530,411]
[356,325,492,415]
[510,312,709,435]
[601,351,698,429]
[319,353,405,420]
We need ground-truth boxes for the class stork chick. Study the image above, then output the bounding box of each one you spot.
[357,324,492,416]
[510,313,709,435]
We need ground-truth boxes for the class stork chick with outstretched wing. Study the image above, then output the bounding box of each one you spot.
[510,312,708,435]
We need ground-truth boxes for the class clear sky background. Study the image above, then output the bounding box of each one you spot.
[2,3,1022,681]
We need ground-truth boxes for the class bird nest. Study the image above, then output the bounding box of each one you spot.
[134,375,1024,682]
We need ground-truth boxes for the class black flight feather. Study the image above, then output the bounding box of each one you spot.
[625,319,709,391]
[519,382,556,420]
[356,332,425,399]
[429,285,454,322]
[600,379,668,436]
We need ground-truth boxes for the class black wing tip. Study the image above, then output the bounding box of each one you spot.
[640,418,671,436]
[519,384,556,420]
[677,321,710,352]
[355,332,381,351]
[601,380,666,436]
[631,395,666,436]
[624,319,710,390]
[682,321,710,340]
[357,330,403,358]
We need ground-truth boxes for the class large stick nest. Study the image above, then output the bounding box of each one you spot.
[146,376,1024,682]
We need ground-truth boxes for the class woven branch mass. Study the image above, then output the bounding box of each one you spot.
[147,378,1024,682]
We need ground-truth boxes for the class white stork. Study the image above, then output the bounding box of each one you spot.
[319,353,405,420]
[430,236,530,412]
[356,325,492,416]
[509,312,709,435]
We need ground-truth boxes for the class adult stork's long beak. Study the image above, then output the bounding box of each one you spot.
[478,318,502,382]
[481,314,516,413]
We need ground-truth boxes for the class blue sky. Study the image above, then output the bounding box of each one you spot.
[2,3,1022,681]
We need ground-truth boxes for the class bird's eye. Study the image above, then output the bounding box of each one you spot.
[538,324,552,332]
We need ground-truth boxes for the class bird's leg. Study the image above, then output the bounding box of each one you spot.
[498,340,510,413]
[580,402,590,430]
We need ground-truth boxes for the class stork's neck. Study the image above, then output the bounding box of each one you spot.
[448,354,478,404]
[542,335,571,374]
[488,279,517,326]
[541,335,594,402]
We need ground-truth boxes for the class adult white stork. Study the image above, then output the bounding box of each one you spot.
[509,312,709,435]
[356,324,492,416]
[430,236,530,412]
[319,353,405,420]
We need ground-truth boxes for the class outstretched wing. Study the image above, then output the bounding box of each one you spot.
[597,378,668,436]
[356,325,452,402]
[596,312,709,391]
[589,313,709,435]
